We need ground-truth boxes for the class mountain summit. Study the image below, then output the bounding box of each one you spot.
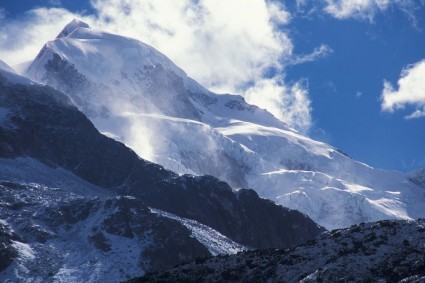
[56,19,89,38]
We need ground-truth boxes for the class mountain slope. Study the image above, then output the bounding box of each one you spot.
[0,60,322,267]
[26,20,425,229]
[136,219,425,282]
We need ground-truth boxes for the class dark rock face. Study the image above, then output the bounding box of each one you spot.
[132,176,323,249]
[135,219,425,283]
[0,72,323,251]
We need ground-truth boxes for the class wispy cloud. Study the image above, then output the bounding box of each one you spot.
[405,109,425,120]
[381,59,425,119]
[324,0,392,21]
[288,44,333,66]
[323,0,423,22]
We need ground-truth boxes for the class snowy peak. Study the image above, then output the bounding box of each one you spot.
[27,19,190,89]
[56,19,90,38]
[26,20,284,128]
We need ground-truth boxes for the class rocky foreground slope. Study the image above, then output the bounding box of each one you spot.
[136,219,425,282]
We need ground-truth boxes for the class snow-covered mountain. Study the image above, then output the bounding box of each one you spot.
[136,218,425,282]
[0,64,323,282]
[27,19,425,230]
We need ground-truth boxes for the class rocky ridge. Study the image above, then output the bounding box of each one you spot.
[137,219,425,282]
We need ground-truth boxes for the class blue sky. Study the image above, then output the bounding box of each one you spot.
[283,2,425,172]
[0,0,424,172]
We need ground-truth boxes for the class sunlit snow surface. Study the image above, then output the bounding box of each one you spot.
[26,20,425,230]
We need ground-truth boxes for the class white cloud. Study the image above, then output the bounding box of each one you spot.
[89,0,294,93]
[244,77,312,133]
[324,0,421,21]
[381,59,425,119]
[0,0,315,132]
